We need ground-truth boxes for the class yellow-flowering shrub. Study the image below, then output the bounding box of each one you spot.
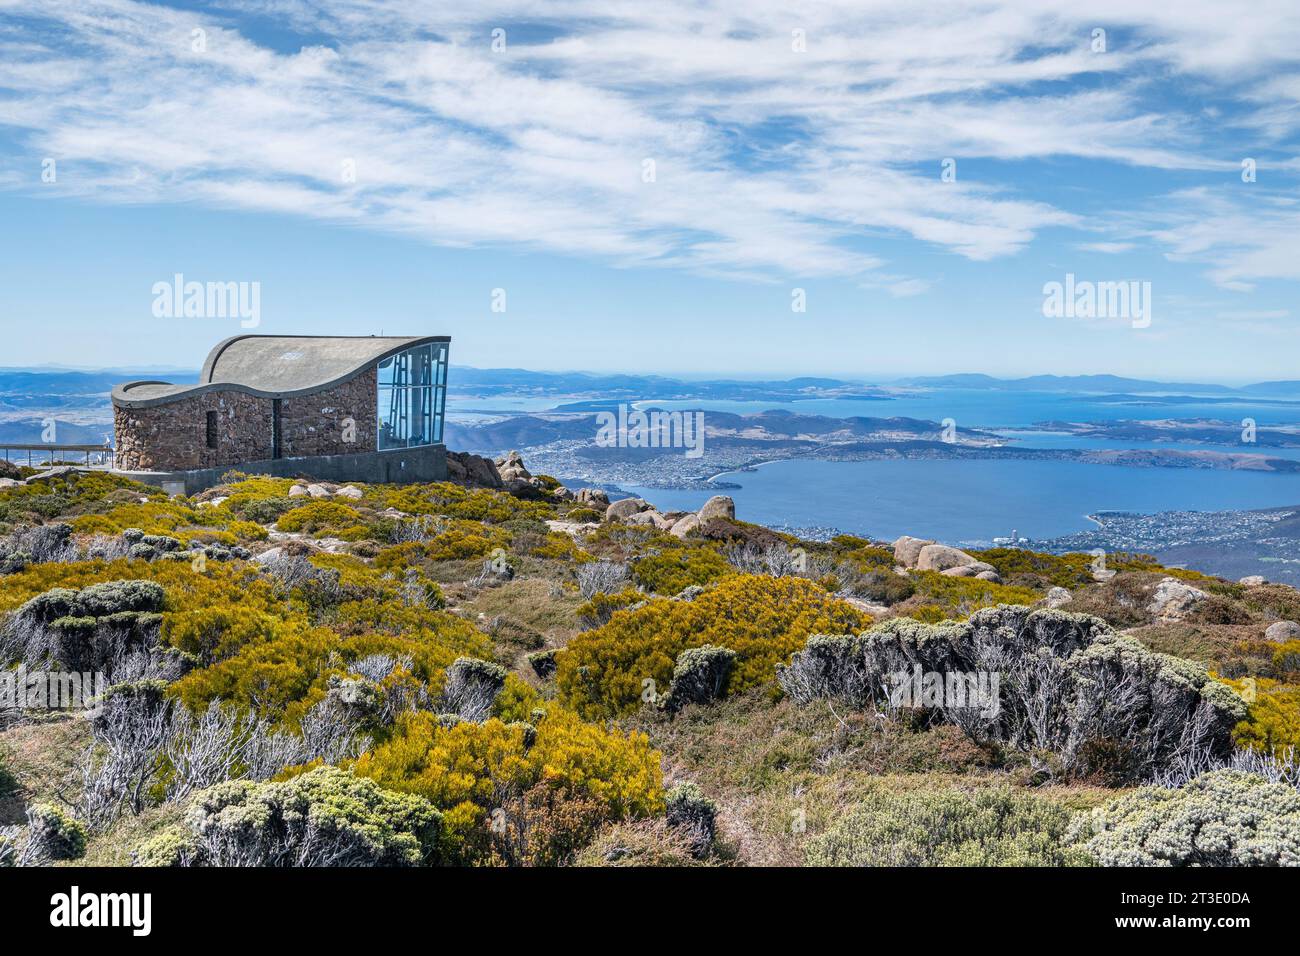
[906,571,1043,618]
[351,707,662,864]
[170,616,488,725]
[631,546,734,595]
[69,499,220,538]
[162,604,289,665]
[557,574,868,719]
[1274,640,1300,677]
[373,523,512,566]
[381,482,552,524]
[1220,676,1300,757]
[0,558,276,615]
[227,519,269,541]
[275,500,365,535]
[529,532,592,562]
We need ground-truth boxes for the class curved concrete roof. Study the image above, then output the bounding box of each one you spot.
[113,335,449,409]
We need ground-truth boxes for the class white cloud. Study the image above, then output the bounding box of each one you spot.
[1077,242,1136,254]
[1144,187,1300,289]
[0,0,1298,287]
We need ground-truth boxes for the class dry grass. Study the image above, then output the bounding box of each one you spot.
[621,691,1029,866]
[460,577,582,648]
[0,715,90,824]
[74,798,191,867]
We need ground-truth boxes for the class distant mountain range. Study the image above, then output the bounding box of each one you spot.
[2,366,1299,433]
[453,367,1300,398]
[897,373,1300,395]
[447,367,883,401]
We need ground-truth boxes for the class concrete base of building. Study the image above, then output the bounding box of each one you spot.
[111,444,447,495]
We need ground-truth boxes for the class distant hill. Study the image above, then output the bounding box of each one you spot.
[1240,380,1300,395]
[898,373,1243,394]
[447,366,884,402]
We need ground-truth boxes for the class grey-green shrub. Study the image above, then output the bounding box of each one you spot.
[134,766,441,867]
[1,579,168,676]
[806,787,1094,867]
[664,783,717,858]
[778,607,1246,782]
[440,657,507,722]
[663,644,736,713]
[1068,770,1300,866]
[21,803,88,863]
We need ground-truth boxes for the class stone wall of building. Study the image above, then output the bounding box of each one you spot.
[114,371,379,472]
[281,369,377,457]
[114,389,273,472]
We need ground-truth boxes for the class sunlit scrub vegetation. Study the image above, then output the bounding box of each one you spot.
[1,465,1299,867]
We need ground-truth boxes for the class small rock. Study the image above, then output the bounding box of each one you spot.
[1239,575,1267,586]
[605,497,651,522]
[669,514,701,539]
[697,495,736,523]
[495,450,532,482]
[576,487,610,508]
[839,595,890,617]
[1046,586,1072,609]
[625,510,665,527]
[916,543,978,572]
[1147,577,1210,620]
[335,485,364,499]
[1265,621,1300,642]
[288,485,308,497]
[973,570,1001,582]
[306,483,331,499]
[892,535,934,569]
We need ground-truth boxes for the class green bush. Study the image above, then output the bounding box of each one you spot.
[807,787,1093,867]
[24,803,88,862]
[631,546,733,595]
[662,644,736,713]
[558,575,867,719]
[134,766,441,867]
[779,607,1247,783]
[1068,770,1300,866]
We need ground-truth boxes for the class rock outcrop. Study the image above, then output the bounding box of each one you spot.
[445,451,504,489]
[915,543,978,573]
[892,536,934,568]
[892,537,1000,581]
[1265,620,1300,643]
[1147,577,1210,620]
[576,487,610,510]
[605,497,651,522]
[600,494,737,539]
[697,496,736,523]
[668,513,700,538]
[1045,586,1072,609]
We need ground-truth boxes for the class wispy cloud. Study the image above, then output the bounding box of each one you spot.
[1,0,1300,288]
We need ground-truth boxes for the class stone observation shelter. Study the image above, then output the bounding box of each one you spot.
[112,334,449,493]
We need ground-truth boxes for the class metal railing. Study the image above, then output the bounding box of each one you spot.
[0,443,115,470]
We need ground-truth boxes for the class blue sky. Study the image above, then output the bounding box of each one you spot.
[2,1,1299,381]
